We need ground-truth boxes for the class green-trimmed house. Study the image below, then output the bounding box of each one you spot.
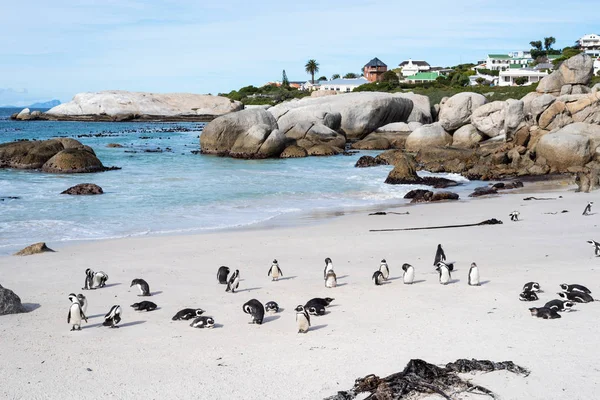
[486,51,533,71]
[402,72,440,83]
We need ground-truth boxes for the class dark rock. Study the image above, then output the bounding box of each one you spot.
[106,143,123,148]
[307,144,339,156]
[280,145,308,158]
[431,191,460,201]
[354,155,389,168]
[375,149,411,166]
[0,196,20,201]
[61,183,104,195]
[405,190,434,203]
[419,177,459,189]
[41,148,108,173]
[0,139,65,169]
[469,186,498,197]
[0,284,28,315]
[14,242,55,256]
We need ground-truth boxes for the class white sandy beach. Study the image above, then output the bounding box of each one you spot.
[1,184,600,399]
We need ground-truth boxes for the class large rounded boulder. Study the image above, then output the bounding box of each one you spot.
[536,129,592,171]
[537,54,595,94]
[0,140,66,169]
[280,122,346,150]
[405,123,452,152]
[452,124,484,148]
[438,92,487,132]
[471,101,506,138]
[41,148,107,173]
[0,284,28,315]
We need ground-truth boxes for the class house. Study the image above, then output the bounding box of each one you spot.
[401,72,440,84]
[398,60,430,77]
[320,77,369,92]
[363,58,387,82]
[498,68,548,86]
[486,52,533,71]
[301,80,326,91]
[594,57,600,76]
[469,73,499,86]
[578,34,600,56]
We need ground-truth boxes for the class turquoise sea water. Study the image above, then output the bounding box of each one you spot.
[0,108,480,254]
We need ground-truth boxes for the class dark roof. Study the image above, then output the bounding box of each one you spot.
[398,60,430,67]
[364,57,387,68]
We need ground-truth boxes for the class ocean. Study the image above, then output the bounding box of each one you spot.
[0,107,480,254]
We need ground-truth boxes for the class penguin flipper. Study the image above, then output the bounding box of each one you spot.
[67,310,71,324]
[277,266,283,276]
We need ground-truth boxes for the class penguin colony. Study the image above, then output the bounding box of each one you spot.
[65,203,598,332]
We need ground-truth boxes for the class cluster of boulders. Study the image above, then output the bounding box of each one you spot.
[0,138,118,173]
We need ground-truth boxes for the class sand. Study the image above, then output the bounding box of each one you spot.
[1,185,600,399]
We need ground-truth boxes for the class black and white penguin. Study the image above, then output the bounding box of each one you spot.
[519,291,539,301]
[325,270,337,288]
[544,299,576,312]
[67,293,88,331]
[76,293,88,314]
[217,266,230,284]
[435,261,451,285]
[583,201,593,216]
[243,299,265,324]
[372,270,385,286]
[402,263,415,284]
[103,305,122,328]
[529,307,561,319]
[130,278,151,296]
[305,304,326,316]
[190,316,215,329]
[82,269,109,290]
[94,271,109,288]
[587,240,600,256]
[323,257,334,280]
[130,301,157,312]
[295,305,311,333]
[226,269,240,293]
[82,268,94,290]
[305,298,334,309]
[468,262,480,286]
[523,282,541,292]
[509,211,520,222]
[560,283,592,294]
[379,259,389,280]
[265,301,279,314]
[434,244,446,266]
[558,291,594,303]
[172,308,205,321]
[267,259,283,281]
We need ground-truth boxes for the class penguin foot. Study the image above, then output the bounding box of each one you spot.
[70,327,75,331]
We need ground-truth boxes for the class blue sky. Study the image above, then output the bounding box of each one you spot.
[1,0,598,106]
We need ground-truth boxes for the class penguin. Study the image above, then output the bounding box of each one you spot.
[217,266,230,284]
[103,305,121,328]
[402,263,415,284]
[372,270,385,286]
[82,268,94,290]
[379,259,389,280]
[519,291,539,301]
[130,278,151,296]
[130,301,157,312]
[267,259,283,281]
[529,307,561,319]
[544,299,576,312]
[583,201,593,216]
[509,211,520,222]
[226,269,240,293]
[76,293,88,315]
[295,305,311,333]
[468,262,480,286]
[190,316,215,329]
[323,257,334,280]
[558,291,594,303]
[435,261,451,285]
[305,298,334,309]
[560,283,592,294]
[305,303,326,316]
[93,271,109,288]
[325,270,337,288]
[265,301,279,314]
[243,299,265,324]
[587,240,600,256]
[434,244,446,266]
[523,282,541,292]
[67,293,88,331]
[172,308,205,321]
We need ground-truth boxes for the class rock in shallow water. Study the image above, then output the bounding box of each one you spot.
[14,242,55,256]
[354,155,389,168]
[0,284,28,315]
[61,183,104,195]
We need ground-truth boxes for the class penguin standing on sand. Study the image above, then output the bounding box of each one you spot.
[435,261,451,285]
[76,293,88,314]
[82,269,109,290]
[217,266,230,284]
[94,271,109,288]
[468,262,480,286]
[67,293,88,331]
[267,260,283,281]
[130,278,151,296]
[103,305,121,328]
[372,270,385,286]
[325,270,337,288]
[226,270,240,293]
[587,240,600,256]
[402,263,415,284]
[379,259,389,280]
[83,269,94,290]
[434,244,446,266]
[323,258,334,280]
[243,299,265,324]
[583,201,593,216]
[295,305,311,333]
[172,308,205,321]
[509,211,520,222]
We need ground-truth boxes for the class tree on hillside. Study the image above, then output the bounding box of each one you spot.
[544,36,556,51]
[343,72,358,79]
[305,59,319,84]
[530,41,543,51]
[282,70,289,88]
[331,74,340,80]
[317,76,327,82]
[380,70,399,85]
[475,77,486,86]
[515,76,528,86]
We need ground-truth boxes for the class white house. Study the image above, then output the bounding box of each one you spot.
[578,34,600,55]
[498,69,548,87]
[398,60,430,77]
[486,52,533,71]
[594,57,600,76]
[319,77,369,92]
[469,73,499,86]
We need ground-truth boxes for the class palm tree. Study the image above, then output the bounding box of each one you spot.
[529,41,542,51]
[543,36,556,51]
[331,74,340,80]
[305,59,319,84]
